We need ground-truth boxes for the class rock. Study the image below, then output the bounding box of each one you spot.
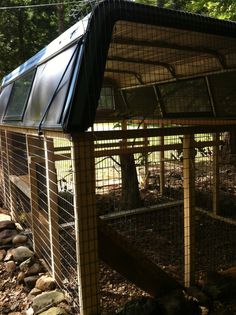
[36,275,56,291]
[15,222,24,231]
[0,213,11,221]
[12,234,28,245]
[0,220,15,231]
[17,271,26,283]
[32,290,65,314]
[4,248,14,261]
[28,287,42,298]
[12,246,34,262]
[23,308,34,315]
[39,306,68,315]
[0,249,6,261]
[0,243,12,250]
[0,229,18,245]
[5,260,16,272]
[19,256,35,271]
[187,286,210,307]
[24,275,40,289]
[26,262,44,275]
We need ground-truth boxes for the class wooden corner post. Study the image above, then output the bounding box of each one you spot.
[213,133,219,215]
[183,134,195,287]
[71,135,100,315]
[44,137,62,285]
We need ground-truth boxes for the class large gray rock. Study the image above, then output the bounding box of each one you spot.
[39,307,68,315]
[0,229,18,245]
[32,290,65,314]
[12,246,34,262]
[0,220,15,231]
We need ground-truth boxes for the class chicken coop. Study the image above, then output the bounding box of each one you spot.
[1,0,236,314]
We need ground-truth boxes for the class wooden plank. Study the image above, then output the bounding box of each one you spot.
[44,138,62,285]
[26,135,45,256]
[0,131,7,207]
[160,124,165,195]
[100,200,183,221]
[183,134,195,287]
[88,124,236,141]
[5,131,18,221]
[98,218,183,297]
[9,175,30,198]
[213,133,220,215]
[94,140,222,158]
[196,207,236,227]
[71,136,100,315]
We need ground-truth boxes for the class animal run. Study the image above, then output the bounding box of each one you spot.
[1,1,236,314]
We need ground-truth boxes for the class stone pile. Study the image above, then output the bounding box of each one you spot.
[0,216,71,315]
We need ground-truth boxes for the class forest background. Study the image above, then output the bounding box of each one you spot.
[0,0,235,80]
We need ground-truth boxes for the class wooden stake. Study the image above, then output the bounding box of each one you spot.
[71,136,100,315]
[183,134,195,287]
[44,138,62,285]
[160,124,165,196]
[213,133,219,215]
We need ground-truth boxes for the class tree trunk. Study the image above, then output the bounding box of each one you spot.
[57,4,65,35]
[120,153,142,210]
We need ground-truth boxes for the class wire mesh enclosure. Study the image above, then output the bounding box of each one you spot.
[1,1,236,314]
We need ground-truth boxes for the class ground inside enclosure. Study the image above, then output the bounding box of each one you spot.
[4,136,236,314]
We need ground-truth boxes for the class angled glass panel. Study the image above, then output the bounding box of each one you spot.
[158,78,212,115]
[209,71,236,116]
[98,87,115,111]
[4,71,35,121]
[24,44,78,126]
[123,86,161,117]
[0,84,13,119]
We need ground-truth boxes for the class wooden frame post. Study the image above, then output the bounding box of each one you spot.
[71,135,100,315]
[5,131,18,220]
[0,130,7,207]
[143,122,149,188]
[213,133,219,215]
[26,135,44,255]
[44,137,62,285]
[183,134,195,287]
[160,133,165,196]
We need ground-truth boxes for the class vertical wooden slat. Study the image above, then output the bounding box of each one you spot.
[26,135,43,255]
[0,131,7,207]
[71,136,100,315]
[183,134,195,287]
[143,123,149,188]
[213,133,219,215]
[5,131,17,220]
[44,138,61,285]
[159,133,165,196]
